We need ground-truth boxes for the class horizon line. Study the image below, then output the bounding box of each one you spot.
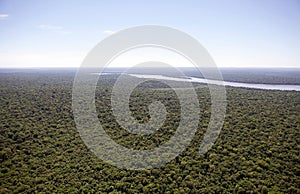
[0,66,300,69]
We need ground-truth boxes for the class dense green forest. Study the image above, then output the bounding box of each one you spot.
[0,71,299,193]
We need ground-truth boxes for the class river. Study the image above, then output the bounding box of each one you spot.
[129,74,300,91]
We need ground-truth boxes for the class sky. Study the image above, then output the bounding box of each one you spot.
[0,0,299,68]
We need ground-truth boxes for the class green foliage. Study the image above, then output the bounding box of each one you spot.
[0,72,299,193]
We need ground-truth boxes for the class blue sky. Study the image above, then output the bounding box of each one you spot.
[0,0,299,68]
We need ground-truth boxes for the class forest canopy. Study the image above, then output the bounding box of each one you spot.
[0,70,299,193]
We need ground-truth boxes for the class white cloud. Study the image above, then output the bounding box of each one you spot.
[107,47,195,67]
[37,24,63,31]
[0,52,84,68]
[103,30,116,35]
[37,24,71,34]
[0,14,9,20]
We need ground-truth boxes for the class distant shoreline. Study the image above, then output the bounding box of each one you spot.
[1,67,300,85]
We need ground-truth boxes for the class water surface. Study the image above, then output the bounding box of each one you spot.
[129,74,300,91]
